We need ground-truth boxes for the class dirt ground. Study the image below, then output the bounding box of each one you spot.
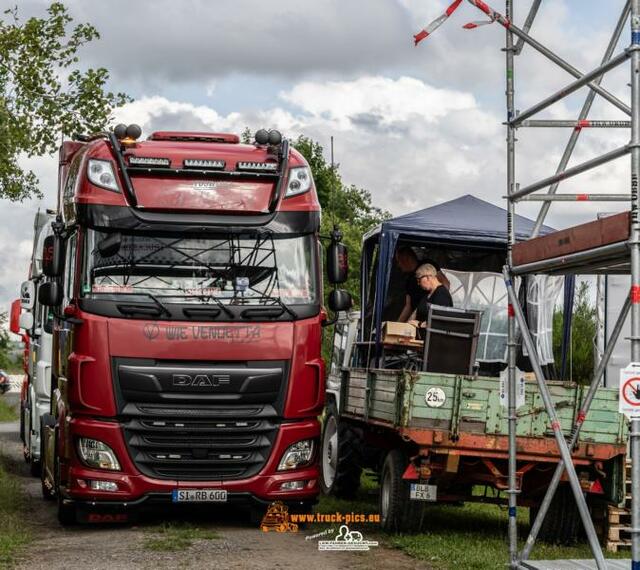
[0,412,430,570]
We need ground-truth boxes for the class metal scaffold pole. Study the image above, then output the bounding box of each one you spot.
[630,3,640,568]
[503,269,608,570]
[414,1,638,565]
[504,1,518,567]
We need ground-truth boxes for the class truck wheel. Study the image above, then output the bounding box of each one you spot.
[29,413,41,477]
[19,404,26,460]
[320,403,362,498]
[379,449,425,533]
[30,456,41,478]
[40,419,55,501]
[530,484,580,545]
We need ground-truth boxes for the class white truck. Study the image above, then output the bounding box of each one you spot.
[18,211,54,477]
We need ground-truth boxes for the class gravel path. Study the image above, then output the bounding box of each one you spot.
[0,404,430,570]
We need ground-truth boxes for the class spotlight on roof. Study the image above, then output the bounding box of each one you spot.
[268,130,282,146]
[254,129,269,145]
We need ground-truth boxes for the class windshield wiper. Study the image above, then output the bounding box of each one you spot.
[117,292,171,318]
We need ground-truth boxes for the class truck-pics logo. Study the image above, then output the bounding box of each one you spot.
[142,324,260,343]
[172,374,231,388]
[260,501,298,533]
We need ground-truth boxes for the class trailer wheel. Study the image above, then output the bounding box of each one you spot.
[320,402,362,498]
[379,449,425,533]
[530,484,580,545]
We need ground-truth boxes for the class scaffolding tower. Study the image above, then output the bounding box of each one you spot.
[417,1,639,568]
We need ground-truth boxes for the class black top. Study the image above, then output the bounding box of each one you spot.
[415,285,453,322]
[405,275,423,310]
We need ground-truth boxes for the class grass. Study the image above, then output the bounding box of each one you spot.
[143,522,220,552]
[316,473,630,570]
[0,457,30,567]
[0,398,18,422]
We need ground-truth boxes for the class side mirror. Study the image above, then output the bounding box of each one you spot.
[98,232,122,258]
[327,241,348,284]
[38,281,63,307]
[19,312,34,331]
[328,289,352,313]
[42,235,64,278]
[9,299,21,334]
[20,280,35,311]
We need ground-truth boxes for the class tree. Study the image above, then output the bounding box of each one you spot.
[552,281,596,384]
[0,312,19,371]
[0,3,130,200]
[292,136,390,305]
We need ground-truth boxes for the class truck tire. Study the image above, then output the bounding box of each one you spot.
[320,405,362,499]
[379,449,425,533]
[19,404,26,459]
[29,413,41,477]
[530,484,580,545]
[40,418,55,501]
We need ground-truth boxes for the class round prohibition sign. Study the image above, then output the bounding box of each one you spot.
[621,376,640,407]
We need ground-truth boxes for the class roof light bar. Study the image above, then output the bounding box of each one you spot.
[236,161,278,172]
[128,156,171,167]
[183,159,226,170]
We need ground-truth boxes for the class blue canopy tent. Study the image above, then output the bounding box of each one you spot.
[359,194,570,368]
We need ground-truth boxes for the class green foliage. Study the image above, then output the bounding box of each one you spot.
[292,135,390,306]
[0,312,18,372]
[0,457,30,566]
[0,3,131,200]
[552,281,596,384]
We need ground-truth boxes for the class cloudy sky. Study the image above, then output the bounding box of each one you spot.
[0,0,634,312]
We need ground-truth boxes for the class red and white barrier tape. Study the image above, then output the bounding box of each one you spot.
[414,0,463,45]
[414,0,509,46]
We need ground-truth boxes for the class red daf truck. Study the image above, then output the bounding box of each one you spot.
[37,125,350,524]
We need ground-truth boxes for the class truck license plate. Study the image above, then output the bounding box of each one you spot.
[410,483,437,502]
[172,489,227,503]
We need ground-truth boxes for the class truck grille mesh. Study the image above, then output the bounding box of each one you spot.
[122,404,279,480]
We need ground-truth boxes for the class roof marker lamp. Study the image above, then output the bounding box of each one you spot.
[77,438,121,471]
[87,159,119,192]
[183,159,225,170]
[128,156,171,167]
[285,166,312,197]
[237,161,278,172]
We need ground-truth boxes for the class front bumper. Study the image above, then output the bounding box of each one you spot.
[62,417,320,512]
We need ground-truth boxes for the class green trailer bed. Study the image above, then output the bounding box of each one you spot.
[342,369,627,448]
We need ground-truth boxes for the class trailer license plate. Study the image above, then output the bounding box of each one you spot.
[172,489,227,503]
[410,483,437,502]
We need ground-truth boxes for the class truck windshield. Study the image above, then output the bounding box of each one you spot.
[81,230,318,307]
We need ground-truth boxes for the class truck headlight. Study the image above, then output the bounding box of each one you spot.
[87,159,119,192]
[77,438,121,471]
[278,439,314,471]
[285,167,312,198]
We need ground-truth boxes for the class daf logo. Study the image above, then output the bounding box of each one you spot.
[172,374,231,387]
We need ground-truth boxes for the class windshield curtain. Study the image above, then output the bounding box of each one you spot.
[81,230,318,306]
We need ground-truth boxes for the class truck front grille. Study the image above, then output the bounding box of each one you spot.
[122,403,279,480]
